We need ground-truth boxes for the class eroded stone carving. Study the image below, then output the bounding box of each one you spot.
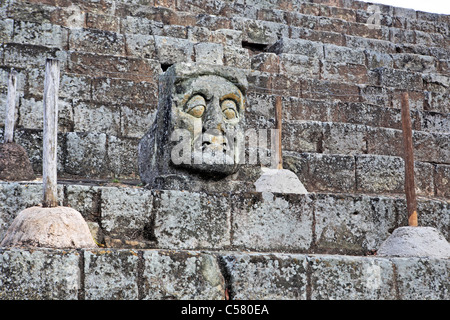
[139,63,248,191]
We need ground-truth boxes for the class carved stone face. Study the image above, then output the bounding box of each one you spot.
[171,74,245,176]
[138,63,248,189]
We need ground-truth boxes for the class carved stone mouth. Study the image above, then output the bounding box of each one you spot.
[201,141,228,153]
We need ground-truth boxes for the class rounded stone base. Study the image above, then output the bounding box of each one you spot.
[0,142,36,181]
[254,168,308,194]
[377,226,450,259]
[0,206,97,249]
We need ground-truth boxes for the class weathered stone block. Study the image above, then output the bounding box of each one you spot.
[286,152,356,193]
[100,186,152,241]
[231,192,313,252]
[324,44,365,65]
[282,121,323,153]
[142,250,225,299]
[309,255,396,299]
[286,97,331,122]
[278,53,320,77]
[268,37,324,59]
[151,190,231,250]
[392,53,437,73]
[84,249,139,300]
[0,18,13,43]
[223,46,251,69]
[0,182,62,240]
[392,258,450,300]
[365,49,393,70]
[65,132,107,177]
[58,72,91,101]
[120,103,157,138]
[222,252,308,300]
[374,67,424,90]
[107,136,139,179]
[19,97,73,132]
[14,129,66,174]
[435,164,450,198]
[242,19,288,45]
[64,184,100,220]
[73,101,120,136]
[3,43,65,70]
[124,33,158,60]
[366,126,403,158]
[313,194,398,254]
[301,78,360,102]
[0,248,80,300]
[321,61,368,84]
[345,35,396,54]
[154,36,194,65]
[91,77,157,105]
[424,90,450,114]
[356,155,404,193]
[415,199,450,240]
[12,20,68,49]
[418,110,450,134]
[211,29,242,47]
[359,85,390,107]
[69,28,125,56]
[194,42,224,65]
[68,51,162,82]
[86,12,120,32]
[251,52,280,73]
[322,122,367,155]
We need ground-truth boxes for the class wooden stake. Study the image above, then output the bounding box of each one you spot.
[4,69,17,143]
[400,92,418,227]
[42,59,60,208]
[275,96,283,170]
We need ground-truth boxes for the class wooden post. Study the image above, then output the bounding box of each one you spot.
[401,92,418,227]
[42,59,60,208]
[4,69,17,143]
[275,95,283,170]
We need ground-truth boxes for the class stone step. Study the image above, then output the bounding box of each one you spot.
[0,247,448,300]
[0,182,448,256]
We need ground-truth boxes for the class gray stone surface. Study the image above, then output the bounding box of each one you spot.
[377,226,450,259]
[142,250,225,300]
[84,249,139,300]
[0,206,97,249]
[231,192,313,252]
[223,252,309,300]
[152,190,232,250]
[0,248,80,300]
[0,247,448,300]
[254,168,308,194]
[309,255,396,300]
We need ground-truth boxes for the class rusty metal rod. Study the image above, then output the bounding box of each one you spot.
[401,92,418,227]
[275,96,283,169]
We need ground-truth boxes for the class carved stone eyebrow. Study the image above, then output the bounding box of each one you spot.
[220,92,243,111]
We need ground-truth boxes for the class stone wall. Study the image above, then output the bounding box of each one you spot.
[1,181,448,255]
[0,0,448,198]
[1,247,449,300]
[0,0,449,300]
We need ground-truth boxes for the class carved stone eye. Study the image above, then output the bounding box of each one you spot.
[221,99,238,120]
[186,95,206,118]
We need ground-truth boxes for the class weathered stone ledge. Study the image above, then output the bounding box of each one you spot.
[1,181,448,256]
[0,247,448,300]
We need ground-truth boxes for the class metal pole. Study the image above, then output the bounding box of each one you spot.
[401,92,418,227]
[42,59,60,208]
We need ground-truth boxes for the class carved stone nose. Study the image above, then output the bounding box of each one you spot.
[202,131,228,152]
